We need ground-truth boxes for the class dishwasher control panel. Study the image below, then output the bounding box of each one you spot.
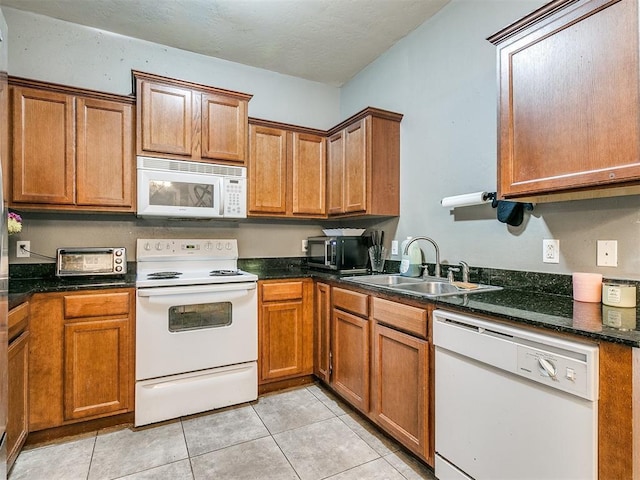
[516,346,590,398]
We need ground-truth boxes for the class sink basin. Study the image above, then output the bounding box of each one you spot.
[343,274,424,286]
[390,281,460,296]
[343,274,502,298]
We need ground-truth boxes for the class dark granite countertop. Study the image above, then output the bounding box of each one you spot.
[320,277,640,347]
[9,273,136,310]
[8,261,640,347]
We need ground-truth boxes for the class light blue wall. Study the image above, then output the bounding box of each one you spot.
[342,0,640,279]
[2,7,340,129]
[5,2,640,277]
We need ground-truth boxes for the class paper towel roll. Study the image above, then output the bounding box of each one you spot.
[441,191,490,208]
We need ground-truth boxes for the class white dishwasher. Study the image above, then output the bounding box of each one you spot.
[433,309,598,480]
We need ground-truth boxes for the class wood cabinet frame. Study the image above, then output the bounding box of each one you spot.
[134,71,251,165]
[488,0,640,202]
[249,118,326,218]
[9,77,135,212]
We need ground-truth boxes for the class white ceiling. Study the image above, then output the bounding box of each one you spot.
[0,0,450,86]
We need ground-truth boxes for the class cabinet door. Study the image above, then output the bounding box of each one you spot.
[495,0,640,197]
[343,119,368,213]
[327,131,345,215]
[259,280,313,383]
[12,87,75,204]
[201,93,247,163]
[259,300,305,381]
[314,282,331,382]
[372,322,429,460]
[249,125,288,214]
[292,132,326,215]
[139,80,193,156]
[332,308,369,413]
[76,97,134,208]
[64,317,132,420]
[7,331,29,470]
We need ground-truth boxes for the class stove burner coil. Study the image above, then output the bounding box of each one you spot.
[209,269,240,277]
[147,271,183,280]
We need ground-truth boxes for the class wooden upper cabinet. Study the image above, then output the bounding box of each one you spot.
[202,93,247,162]
[344,119,368,213]
[76,97,134,207]
[9,78,135,212]
[292,132,326,215]
[139,81,193,156]
[12,86,75,205]
[327,108,402,217]
[249,124,288,214]
[488,0,640,201]
[327,131,345,215]
[248,119,326,218]
[134,71,251,165]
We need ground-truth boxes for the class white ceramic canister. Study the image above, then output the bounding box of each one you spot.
[602,283,637,308]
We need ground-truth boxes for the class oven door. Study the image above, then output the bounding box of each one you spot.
[137,168,223,218]
[136,282,257,380]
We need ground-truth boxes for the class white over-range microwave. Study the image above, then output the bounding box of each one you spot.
[137,156,247,219]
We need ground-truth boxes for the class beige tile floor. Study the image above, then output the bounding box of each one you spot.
[9,384,437,480]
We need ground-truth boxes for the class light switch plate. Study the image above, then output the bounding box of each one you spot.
[391,240,399,255]
[597,240,617,267]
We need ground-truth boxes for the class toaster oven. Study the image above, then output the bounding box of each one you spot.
[56,247,127,277]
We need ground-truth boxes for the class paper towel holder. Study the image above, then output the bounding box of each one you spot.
[440,191,497,208]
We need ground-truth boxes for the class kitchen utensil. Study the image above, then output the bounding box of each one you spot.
[368,245,387,273]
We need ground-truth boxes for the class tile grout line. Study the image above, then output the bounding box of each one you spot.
[250,401,302,480]
[178,418,197,480]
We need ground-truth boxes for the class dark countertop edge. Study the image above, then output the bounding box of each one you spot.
[9,267,640,348]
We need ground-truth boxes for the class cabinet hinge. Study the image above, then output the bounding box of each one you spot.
[329,350,333,377]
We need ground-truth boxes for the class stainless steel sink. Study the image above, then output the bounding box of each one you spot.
[343,274,502,298]
[343,274,424,286]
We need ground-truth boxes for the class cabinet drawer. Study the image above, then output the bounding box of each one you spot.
[261,281,303,302]
[333,287,369,317]
[8,302,29,342]
[64,292,130,319]
[372,297,427,338]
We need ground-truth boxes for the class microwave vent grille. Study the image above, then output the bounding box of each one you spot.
[137,156,246,178]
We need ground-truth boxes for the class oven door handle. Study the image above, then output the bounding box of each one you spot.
[137,282,256,297]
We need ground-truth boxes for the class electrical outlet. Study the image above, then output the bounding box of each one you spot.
[301,239,308,253]
[542,239,559,263]
[597,240,618,267]
[391,240,399,256]
[17,240,30,258]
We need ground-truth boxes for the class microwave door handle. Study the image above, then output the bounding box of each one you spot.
[325,240,331,266]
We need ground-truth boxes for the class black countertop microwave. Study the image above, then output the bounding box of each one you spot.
[307,236,369,273]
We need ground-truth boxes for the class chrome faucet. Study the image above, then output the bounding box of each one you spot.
[403,236,441,278]
[459,261,470,283]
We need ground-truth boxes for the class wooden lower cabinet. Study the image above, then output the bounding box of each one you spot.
[371,322,429,460]
[314,283,433,465]
[258,279,313,383]
[28,289,135,431]
[331,287,370,413]
[314,282,331,383]
[64,318,132,420]
[7,330,29,470]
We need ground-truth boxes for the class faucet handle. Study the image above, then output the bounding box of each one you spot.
[447,266,460,283]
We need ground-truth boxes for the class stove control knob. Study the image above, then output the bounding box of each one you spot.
[155,242,162,251]
[144,242,151,251]
[216,242,223,250]
[226,242,232,250]
[204,241,213,251]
